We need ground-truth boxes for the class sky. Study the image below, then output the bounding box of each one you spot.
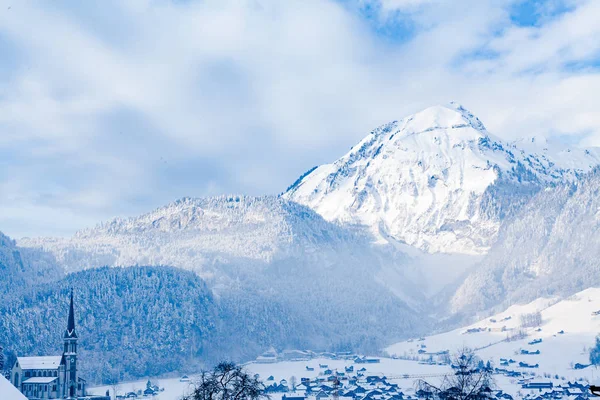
[0,0,600,238]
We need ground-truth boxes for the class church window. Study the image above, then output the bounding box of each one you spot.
[43,370,47,377]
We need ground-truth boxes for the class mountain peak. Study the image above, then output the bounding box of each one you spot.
[404,103,487,134]
[285,105,599,255]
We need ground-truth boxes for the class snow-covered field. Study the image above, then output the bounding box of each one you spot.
[387,287,600,381]
[89,288,600,400]
[88,358,448,400]
[88,377,196,400]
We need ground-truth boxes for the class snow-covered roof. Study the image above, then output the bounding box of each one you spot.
[17,356,62,370]
[0,374,27,400]
[22,377,58,384]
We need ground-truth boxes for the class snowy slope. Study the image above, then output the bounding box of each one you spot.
[18,196,431,354]
[285,103,600,255]
[0,375,26,400]
[387,287,600,380]
[451,168,600,314]
[18,196,417,295]
[87,288,600,399]
[20,196,316,275]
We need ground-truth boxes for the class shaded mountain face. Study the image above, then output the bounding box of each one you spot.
[17,196,432,358]
[284,103,600,255]
[0,232,63,303]
[451,168,600,315]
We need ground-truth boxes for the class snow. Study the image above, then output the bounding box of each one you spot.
[88,289,600,400]
[285,103,600,255]
[387,287,600,382]
[89,377,196,400]
[87,349,593,400]
[0,375,27,400]
[16,355,62,369]
[450,169,600,314]
[88,358,450,400]
[22,377,58,384]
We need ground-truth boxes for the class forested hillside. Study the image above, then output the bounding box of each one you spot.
[0,265,215,383]
[2,227,428,383]
[0,232,64,302]
[16,197,430,358]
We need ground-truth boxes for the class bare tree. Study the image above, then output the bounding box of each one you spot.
[519,312,542,328]
[103,365,122,400]
[182,362,269,400]
[416,347,493,400]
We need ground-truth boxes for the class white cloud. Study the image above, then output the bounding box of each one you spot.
[0,0,599,237]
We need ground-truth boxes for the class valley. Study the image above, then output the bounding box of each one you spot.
[88,287,600,400]
[4,104,600,395]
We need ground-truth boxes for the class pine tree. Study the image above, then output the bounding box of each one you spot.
[589,336,600,366]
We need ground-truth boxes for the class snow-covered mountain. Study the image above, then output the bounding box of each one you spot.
[450,168,600,315]
[284,103,600,255]
[14,104,600,365]
[19,196,413,293]
[18,196,431,354]
[21,195,348,277]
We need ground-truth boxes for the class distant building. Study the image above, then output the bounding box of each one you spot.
[522,382,553,390]
[256,348,279,364]
[282,395,306,400]
[10,290,96,399]
[354,357,380,364]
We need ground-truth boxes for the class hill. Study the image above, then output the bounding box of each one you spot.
[387,287,600,381]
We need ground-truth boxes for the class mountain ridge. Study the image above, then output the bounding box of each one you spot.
[16,195,431,359]
[284,103,600,255]
[451,167,600,315]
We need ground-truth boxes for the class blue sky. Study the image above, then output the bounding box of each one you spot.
[0,0,600,237]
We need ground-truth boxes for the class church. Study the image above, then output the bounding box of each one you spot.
[10,290,87,399]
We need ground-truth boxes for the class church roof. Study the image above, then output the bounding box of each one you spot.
[17,356,62,370]
[22,377,58,384]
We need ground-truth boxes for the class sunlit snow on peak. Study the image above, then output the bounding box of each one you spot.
[285,104,600,255]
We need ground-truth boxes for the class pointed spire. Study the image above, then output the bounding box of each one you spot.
[64,288,77,339]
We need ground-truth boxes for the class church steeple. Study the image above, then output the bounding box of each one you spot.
[63,288,79,398]
[64,288,77,339]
